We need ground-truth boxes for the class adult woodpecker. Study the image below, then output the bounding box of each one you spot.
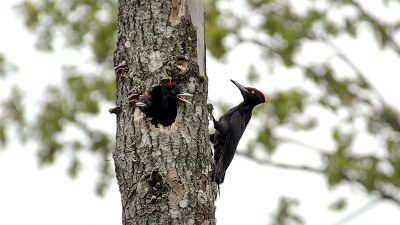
[159,81,192,126]
[210,79,265,187]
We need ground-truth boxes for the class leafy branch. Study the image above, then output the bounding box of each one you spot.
[236,151,400,206]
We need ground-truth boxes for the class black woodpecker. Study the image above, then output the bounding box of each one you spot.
[136,94,154,117]
[136,90,162,126]
[159,81,192,127]
[210,79,265,187]
[136,85,163,126]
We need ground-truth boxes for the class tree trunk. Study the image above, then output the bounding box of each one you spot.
[113,1,215,224]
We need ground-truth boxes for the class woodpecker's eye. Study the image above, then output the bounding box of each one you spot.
[172,91,177,95]
[251,90,255,94]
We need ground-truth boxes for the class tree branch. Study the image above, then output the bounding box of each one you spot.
[350,0,400,56]
[236,151,400,206]
[234,33,282,57]
[275,136,331,155]
[330,198,380,225]
[319,35,389,107]
[236,151,324,175]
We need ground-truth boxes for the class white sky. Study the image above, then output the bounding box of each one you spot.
[1,1,400,225]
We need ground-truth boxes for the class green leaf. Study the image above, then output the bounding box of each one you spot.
[270,90,308,124]
[205,0,228,58]
[0,122,6,148]
[246,64,260,83]
[269,197,304,225]
[328,197,347,211]
[256,125,276,154]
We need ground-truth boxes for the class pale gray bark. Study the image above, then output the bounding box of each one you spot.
[113,0,215,224]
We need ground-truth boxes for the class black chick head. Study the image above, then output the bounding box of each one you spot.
[162,82,192,105]
[136,94,153,117]
[157,81,192,127]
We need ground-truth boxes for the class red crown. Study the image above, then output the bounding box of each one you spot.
[165,81,175,86]
[247,87,265,100]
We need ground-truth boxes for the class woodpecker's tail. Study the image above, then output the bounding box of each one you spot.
[213,154,226,186]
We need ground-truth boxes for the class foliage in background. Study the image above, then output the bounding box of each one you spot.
[269,197,304,225]
[1,0,400,222]
[1,0,117,196]
[205,0,400,221]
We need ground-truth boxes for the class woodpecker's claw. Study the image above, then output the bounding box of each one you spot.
[207,103,215,121]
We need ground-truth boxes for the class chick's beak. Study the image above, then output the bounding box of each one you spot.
[136,102,146,107]
[177,93,193,104]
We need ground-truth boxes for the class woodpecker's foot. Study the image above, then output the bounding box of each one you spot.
[207,103,215,121]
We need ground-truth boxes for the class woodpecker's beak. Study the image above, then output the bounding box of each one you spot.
[231,80,248,94]
[136,102,146,107]
[177,93,193,104]
[135,95,144,106]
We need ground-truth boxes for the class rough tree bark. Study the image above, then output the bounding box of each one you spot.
[113,0,215,224]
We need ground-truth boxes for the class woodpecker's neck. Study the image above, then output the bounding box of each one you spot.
[239,101,256,112]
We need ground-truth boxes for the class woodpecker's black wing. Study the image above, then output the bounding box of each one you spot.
[214,109,246,184]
